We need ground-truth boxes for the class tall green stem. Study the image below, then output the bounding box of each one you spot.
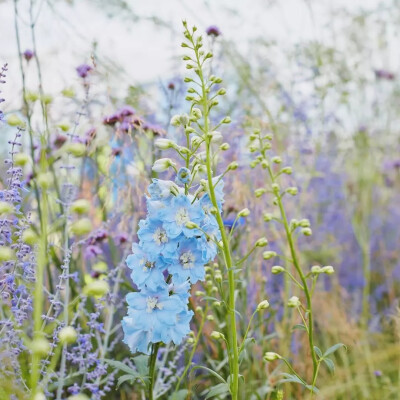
[149,342,160,400]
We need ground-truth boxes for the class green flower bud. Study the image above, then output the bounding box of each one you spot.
[186,337,195,344]
[58,123,70,132]
[71,218,92,236]
[228,161,238,170]
[264,352,281,362]
[195,291,205,296]
[249,144,258,153]
[206,315,214,321]
[263,213,273,222]
[288,296,301,308]
[37,173,53,189]
[152,158,176,173]
[299,219,310,228]
[185,221,198,229]
[7,114,24,127]
[301,228,312,236]
[222,116,231,124]
[281,166,292,175]
[254,188,266,198]
[311,265,322,274]
[25,92,39,102]
[71,199,90,214]
[287,187,298,196]
[261,160,269,169]
[59,326,78,344]
[263,251,277,260]
[93,262,108,273]
[272,265,285,274]
[180,114,190,126]
[191,108,202,120]
[271,183,280,192]
[41,94,53,105]
[0,201,14,215]
[255,237,269,247]
[65,143,86,157]
[220,143,230,151]
[217,88,226,95]
[171,115,181,126]
[257,300,270,311]
[34,393,46,400]
[84,280,109,297]
[321,265,335,275]
[250,160,259,168]
[238,208,250,217]
[210,331,225,341]
[31,338,50,356]
[213,301,221,308]
[22,229,38,245]
[14,153,30,166]
[272,156,282,164]
[61,88,76,98]
[214,273,222,283]
[195,306,203,314]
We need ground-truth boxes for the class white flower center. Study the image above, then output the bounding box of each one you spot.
[180,251,195,269]
[175,207,189,226]
[153,227,168,245]
[146,297,163,313]
[141,258,155,271]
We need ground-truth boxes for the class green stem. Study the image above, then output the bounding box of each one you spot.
[149,342,160,400]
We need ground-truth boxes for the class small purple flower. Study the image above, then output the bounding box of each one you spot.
[23,50,34,62]
[206,25,221,37]
[374,69,395,80]
[76,64,93,78]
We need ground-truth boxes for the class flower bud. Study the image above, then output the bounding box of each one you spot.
[271,183,280,192]
[195,290,205,297]
[321,265,335,275]
[31,338,50,356]
[281,166,292,175]
[22,229,38,245]
[213,301,221,307]
[171,115,181,126]
[254,188,266,198]
[249,144,258,153]
[264,352,281,362]
[191,108,202,120]
[299,219,310,228]
[301,228,312,236]
[210,331,225,341]
[152,158,176,173]
[220,143,230,151]
[250,160,259,168]
[214,273,222,283]
[14,153,30,166]
[7,114,24,127]
[93,262,108,273]
[217,88,226,95]
[37,173,53,189]
[263,213,273,222]
[261,160,269,169]
[84,280,109,297]
[155,138,173,150]
[206,315,214,321]
[59,326,78,344]
[210,131,223,143]
[71,199,90,214]
[41,94,53,105]
[255,237,269,247]
[311,265,322,274]
[257,300,270,311]
[263,251,277,260]
[34,393,46,400]
[65,143,86,157]
[238,208,250,217]
[222,116,231,124]
[288,296,301,308]
[287,187,298,196]
[180,114,190,126]
[271,265,285,274]
[185,221,198,229]
[195,306,203,314]
[71,218,92,236]
[0,201,14,215]
[228,161,238,171]
[272,156,282,164]
[186,337,195,344]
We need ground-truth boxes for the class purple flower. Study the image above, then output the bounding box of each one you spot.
[206,25,221,37]
[76,64,93,78]
[374,69,395,80]
[23,50,34,62]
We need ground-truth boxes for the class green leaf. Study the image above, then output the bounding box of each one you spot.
[117,374,136,388]
[323,358,335,374]
[133,354,149,376]
[292,324,307,331]
[104,359,137,375]
[205,383,230,399]
[169,390,189,400]
[323,343,347,357]
[314,346,323,358]
[190,365,227,384]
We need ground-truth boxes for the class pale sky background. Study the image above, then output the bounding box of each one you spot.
[1,0,388,112]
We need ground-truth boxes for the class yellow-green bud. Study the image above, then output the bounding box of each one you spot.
[238,208,250,217]
[288,296,301,308]
[264,352,281,362]
[271,183,280,192]
[41,94,53,105]
[272,265,285,274]
[7,114,24,127]
[272,156,282,164]
[0,201,14,215]
[0,247,13,262]
[261,160,269,169]
[62,87,76,98]
[301,228,312,236]
[171,115,181,126]
[287,187,298,196]
[228,161,238,171]
[220,143,230,151]
[311,265,322,274]
[299,219,310,228]
[22,229,38,245]
[71,218,92,236]
[255,237,269,247]
[195,306,203,314]
[37,173,53,189]
[191,108,202,120]
[152,158,176,173]
[58,123,70,132]
[14,153,30,166]
[213,301,221,307]
[257,300,270,311]
[25,92,39,102]
[59,326,78,344]
[71,199,91,214]
[263,213,273,222]
[186,337,195,344]
[255,188,266,198]
[185,221,198,229]
[321,265,335,275]
[195,291,205,297]
[249,144,258,153]
[222,116,231,124]
[155,138,174,150]
[214,273,222,283]
[84,280,109,297]
[217,88,226,95]
[281,166,292,175]
[210,331,225,340]
[65,143,86,157]
[206,315,214,321]
[34,392,46,400]
[92,262,108,273]
[250,160,259,168]
[31,338,50,356]
[263,251,277,260]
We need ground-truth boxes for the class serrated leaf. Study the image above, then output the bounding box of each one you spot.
[314,346,323,358]
[133,354,149,376]
[323,343,347,357]
[323,357,335,374]
[292,324,307,331]
[117,374,136,388]
[205,383,230,399]
[169,390,189,400]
